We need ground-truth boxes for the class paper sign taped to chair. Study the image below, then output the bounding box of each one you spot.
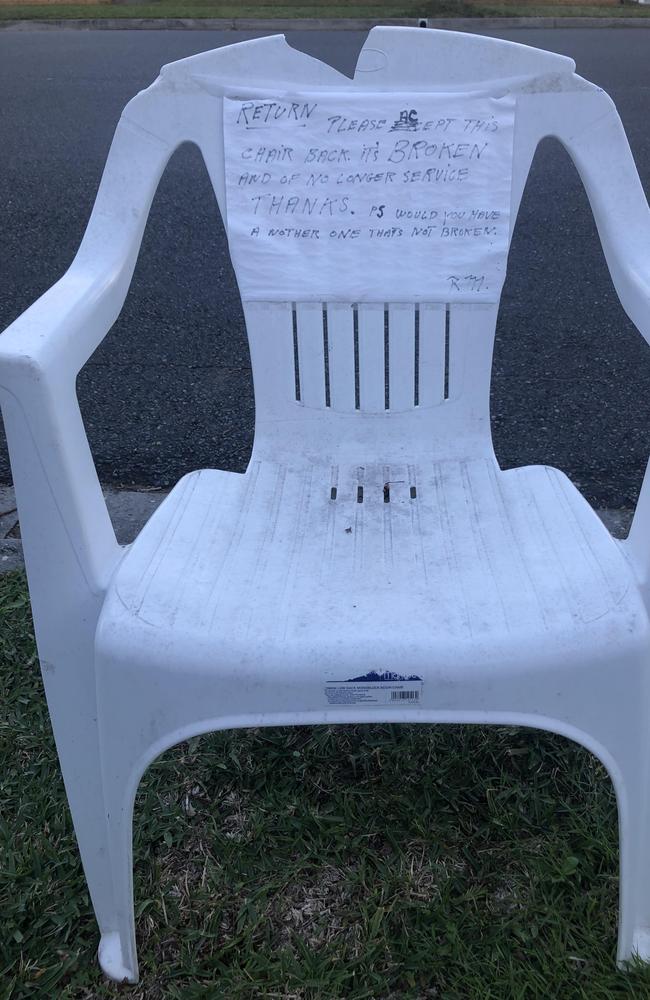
[223,92,515,303]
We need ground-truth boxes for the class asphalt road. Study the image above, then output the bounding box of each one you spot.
[0,27,649,508]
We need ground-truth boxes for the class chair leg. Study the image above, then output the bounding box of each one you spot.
[571,666,650,969]
[94,659,215,984]
[52,729,135,977]
[612,727,650,968]
[96,735,142,983]
[39,655,139,981]
[53,698,139,983]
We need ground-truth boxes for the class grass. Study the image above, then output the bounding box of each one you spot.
[0,0,649,20]
[3,569,650,998]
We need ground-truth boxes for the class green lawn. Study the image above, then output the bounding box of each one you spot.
[3,568,650,998]
[0,1,649,19]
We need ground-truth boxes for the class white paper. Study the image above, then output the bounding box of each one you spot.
[223,92,515,303]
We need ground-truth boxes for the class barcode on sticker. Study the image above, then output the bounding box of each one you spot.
[391,690,420,701]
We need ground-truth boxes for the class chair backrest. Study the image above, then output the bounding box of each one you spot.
[118,28,615,469]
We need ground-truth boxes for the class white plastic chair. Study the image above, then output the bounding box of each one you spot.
[1,28,650,984]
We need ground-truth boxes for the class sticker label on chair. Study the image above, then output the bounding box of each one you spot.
[325,671,423,707]
[223,91,515,303]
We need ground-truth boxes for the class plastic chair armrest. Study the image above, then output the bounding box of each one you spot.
[0,112,175,592]
[558,96,650,345]
[558,98,650,583]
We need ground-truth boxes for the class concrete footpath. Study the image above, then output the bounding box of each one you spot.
[0,486,171,572]
[0,485,633,574]
[1,16,650,30]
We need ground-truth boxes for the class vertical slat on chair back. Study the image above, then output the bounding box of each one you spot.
[247,300,497,410]
[327,302,356,411]
[245,298,498,462]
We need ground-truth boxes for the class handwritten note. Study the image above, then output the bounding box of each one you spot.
[223,92,515,302]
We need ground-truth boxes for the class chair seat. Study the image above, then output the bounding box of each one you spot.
[97,459,648,699]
